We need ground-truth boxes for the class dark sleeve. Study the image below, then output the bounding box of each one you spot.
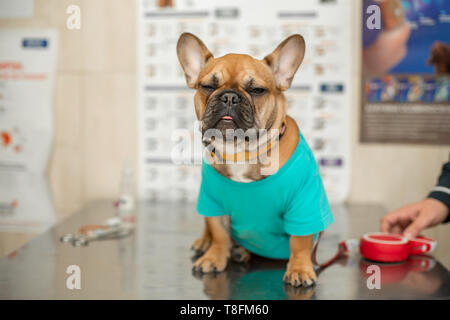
[427,156,450,223]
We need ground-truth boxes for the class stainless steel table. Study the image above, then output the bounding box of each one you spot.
[0,200,449,299]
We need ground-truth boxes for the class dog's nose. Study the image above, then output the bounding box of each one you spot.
[220,92,240,106]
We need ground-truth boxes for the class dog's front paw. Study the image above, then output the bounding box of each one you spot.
[283,267,317,288]
[191,234,212,255]
[193,246,229,273]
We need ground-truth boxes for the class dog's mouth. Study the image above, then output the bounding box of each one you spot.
[215,115,236,129]
[202,90,255,136]
[207,112,253,144]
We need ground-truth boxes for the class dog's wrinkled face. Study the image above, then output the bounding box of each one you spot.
[177,33,305,143]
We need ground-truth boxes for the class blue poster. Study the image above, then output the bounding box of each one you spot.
[391,0,450,74]
[363,0,450,103]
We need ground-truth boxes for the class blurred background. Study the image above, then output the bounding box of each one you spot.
[0,0,448,257]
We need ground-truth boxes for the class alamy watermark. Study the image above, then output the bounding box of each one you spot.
[366,4,381,30]
[66,264,81,290]
[170,121,280,175]
[66,5,81,30]
[366,264,381,290]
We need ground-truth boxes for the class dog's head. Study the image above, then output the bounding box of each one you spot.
[427,41,450,75]
[177,33,305,143]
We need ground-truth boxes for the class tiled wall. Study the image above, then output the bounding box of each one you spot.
[0,0,448,220]
[0,0,137,218]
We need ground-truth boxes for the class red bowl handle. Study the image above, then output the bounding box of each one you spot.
[409,236,437,255]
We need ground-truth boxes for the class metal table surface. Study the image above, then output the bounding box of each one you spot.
[0,200,449,300]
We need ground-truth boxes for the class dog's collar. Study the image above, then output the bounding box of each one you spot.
[209,118,287,163]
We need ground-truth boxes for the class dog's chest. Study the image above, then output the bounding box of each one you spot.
[226,163,256,183]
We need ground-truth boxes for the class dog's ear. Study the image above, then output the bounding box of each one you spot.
[177,33,213,88]
[264,34,305,91]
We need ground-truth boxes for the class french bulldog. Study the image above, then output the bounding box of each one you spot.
[177,32,325,287]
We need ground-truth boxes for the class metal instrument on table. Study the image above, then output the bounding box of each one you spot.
[60,217,133,247]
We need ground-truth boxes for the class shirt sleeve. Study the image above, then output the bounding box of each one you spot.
[196,165,227,217]
[427,158,450,224]
[283,168,334,236]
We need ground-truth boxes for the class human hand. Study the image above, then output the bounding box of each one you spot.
[363,23,411,76]
[381,198,449,239]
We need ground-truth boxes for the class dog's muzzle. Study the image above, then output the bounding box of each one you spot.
[202,89,255,138]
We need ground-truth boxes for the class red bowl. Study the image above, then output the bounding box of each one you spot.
[360,233,410,262]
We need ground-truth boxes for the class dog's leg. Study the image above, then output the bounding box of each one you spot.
[230,240,251,264]
[283,235,317,287]
[193,216,231,273]
[191,219,212,255]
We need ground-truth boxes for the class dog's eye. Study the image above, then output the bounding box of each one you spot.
[200,84,216,92]
[249,87,267,96]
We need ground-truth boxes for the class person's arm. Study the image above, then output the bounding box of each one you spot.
[428,159,450,223]
[381,157,450,237]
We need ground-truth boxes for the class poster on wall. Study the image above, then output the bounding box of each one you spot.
[0,29,57,231]
[0,0,34,19]
[361,0,450,144]
[138,0,353,203]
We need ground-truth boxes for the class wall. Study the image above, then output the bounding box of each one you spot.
[0,0,448,221]
[0,0,137,219]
